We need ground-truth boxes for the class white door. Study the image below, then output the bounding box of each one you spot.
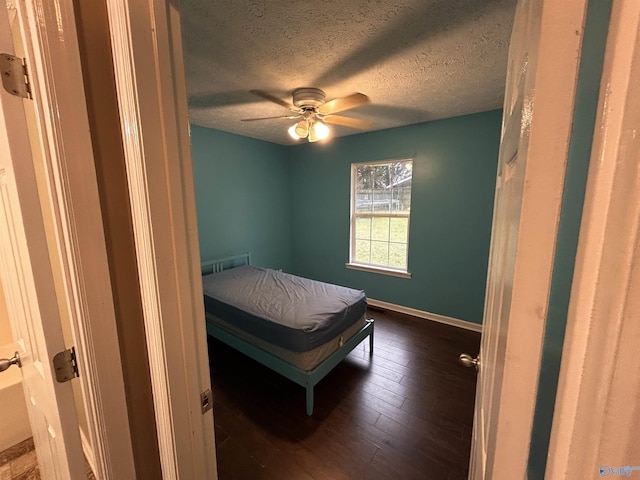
[466,4,531,471]
[463,0,589,477]
[0,4,85,479]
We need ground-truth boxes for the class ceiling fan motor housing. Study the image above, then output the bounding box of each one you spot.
[292,88,326,109]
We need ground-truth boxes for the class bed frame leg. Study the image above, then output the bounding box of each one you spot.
[306,385,314,416]
[369,331,374,358]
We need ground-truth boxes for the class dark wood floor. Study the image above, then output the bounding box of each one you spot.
[208,307,481,480]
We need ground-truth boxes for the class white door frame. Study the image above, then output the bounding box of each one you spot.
[105,0,217,477]
[546,0,640,477]
[6,0,135,478]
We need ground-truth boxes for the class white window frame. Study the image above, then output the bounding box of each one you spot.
[347,158,413,279]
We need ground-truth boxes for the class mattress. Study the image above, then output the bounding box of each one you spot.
[206,312,368,371]
[202,265,367,352]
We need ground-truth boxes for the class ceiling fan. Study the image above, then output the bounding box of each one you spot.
[242,88,373,142]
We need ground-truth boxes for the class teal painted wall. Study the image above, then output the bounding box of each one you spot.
[190,125,292,271]
[191,111,501,324]
[527,0,612,477]
[288,111,501,324]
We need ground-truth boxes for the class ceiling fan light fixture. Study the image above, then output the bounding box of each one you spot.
[245,89,370,142]
[290,119,330,142]
[288,124,302,140]
[308,127,319,143]
[294,120,309,138]
[313,121,330,140]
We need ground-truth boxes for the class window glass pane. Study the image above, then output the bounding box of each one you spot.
[371,217,390,241]
[354,240,370,264]
[351,159,412,271]
[370,240,389,266]
[356,190,373,213]
[402,186,412,213]
[355,165,374,213]
[391,161,412,214]
[389,217,408,243]
[388,243,407,269]
[355,165,373,190]
[355,217,372,240]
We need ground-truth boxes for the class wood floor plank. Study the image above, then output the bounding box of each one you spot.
[209,307,480,479]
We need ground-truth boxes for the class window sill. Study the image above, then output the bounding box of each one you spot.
[345,263,412,279]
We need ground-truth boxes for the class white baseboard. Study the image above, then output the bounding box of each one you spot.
[367,298,483,333]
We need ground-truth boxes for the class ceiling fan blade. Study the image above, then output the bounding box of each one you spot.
[250,90,296,110]
[324,115,373,130]
[316,93,370,115]
[241,114,301,122]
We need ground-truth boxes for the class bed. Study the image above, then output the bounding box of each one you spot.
[201,253,374,415]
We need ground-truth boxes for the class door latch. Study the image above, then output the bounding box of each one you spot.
[201,389,213,414]
[0,352,21,373]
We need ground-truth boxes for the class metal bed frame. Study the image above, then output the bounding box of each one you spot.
[202,253,374,415]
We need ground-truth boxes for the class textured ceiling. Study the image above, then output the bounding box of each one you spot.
[182,0,517,146]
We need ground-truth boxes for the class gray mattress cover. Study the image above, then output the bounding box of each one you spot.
[202,266,367,352]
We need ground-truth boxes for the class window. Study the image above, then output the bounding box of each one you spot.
[348,159,412,277]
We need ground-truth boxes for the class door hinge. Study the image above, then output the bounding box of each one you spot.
[53,347,79,383]
[0,53,31,99]
[200,389,213,414]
